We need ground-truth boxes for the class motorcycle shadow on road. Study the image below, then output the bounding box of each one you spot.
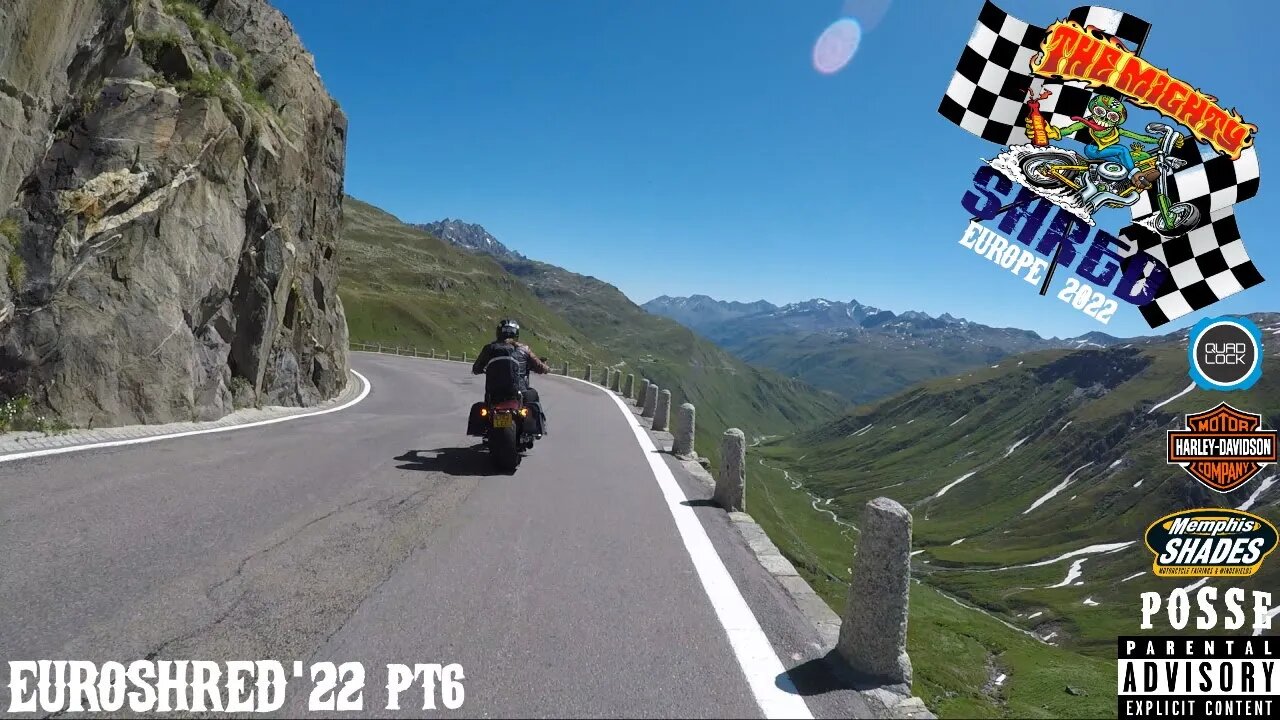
[395,447,507,477]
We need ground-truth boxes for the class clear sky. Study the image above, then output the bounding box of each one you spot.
[272,0,1278,340]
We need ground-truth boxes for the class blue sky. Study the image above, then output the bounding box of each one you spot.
[273,0,1277,340]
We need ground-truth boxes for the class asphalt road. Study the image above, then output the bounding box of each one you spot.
[0,352,871,718]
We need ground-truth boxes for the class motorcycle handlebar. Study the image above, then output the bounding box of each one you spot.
[1145,122,1181,155]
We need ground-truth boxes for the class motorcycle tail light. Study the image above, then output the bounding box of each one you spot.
[519,408,529,417]
[479,408,488,416]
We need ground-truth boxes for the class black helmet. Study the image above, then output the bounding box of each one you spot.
[496,319,520,340]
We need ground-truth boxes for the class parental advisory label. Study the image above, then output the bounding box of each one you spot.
[1117,636,1275,719]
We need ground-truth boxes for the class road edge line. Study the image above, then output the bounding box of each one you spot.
[0,370,372,465]
[550,373,814,720]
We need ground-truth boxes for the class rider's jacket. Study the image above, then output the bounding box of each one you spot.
[471,339,550,389]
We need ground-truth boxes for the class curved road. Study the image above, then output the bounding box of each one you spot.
[0,353,871,718]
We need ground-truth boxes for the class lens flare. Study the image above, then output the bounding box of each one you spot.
[813,17,862,75]
[842,0,892,33]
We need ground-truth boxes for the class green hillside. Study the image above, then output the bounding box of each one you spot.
[747,320,1280,718]
[498,257,847,463]
[338,197,847,463]
[723,329,1022,405]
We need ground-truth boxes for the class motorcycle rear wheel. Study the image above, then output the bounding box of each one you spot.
[489,424,522,472]
[1019,152,1081,189]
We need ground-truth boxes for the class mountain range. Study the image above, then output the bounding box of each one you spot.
[642,295,1126,405]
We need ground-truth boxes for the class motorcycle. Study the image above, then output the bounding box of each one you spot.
[467,391,544,472]
[1017,122,1200,236]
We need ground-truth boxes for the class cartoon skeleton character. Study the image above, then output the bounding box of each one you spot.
[1025,95,1184,190]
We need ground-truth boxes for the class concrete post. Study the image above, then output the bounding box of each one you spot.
[377,343,382,353]
[673,403,696,457]
[463,352,467,362]
[602,368,611,387]
[446,350,451,361]
[562,360,570,376]
[637,379,650,406]
[610,370,621,392]
[624,374,635,399]
[642,384,658,418]
[713,429,746,511]
[653,389,671,431]
[837,497,914,687]
[412,346,417,357]
[585,364,593,382]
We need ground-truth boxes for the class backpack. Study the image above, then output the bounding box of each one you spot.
[483,341,527,400]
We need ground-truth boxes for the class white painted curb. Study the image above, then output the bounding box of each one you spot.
[0,370,372,465]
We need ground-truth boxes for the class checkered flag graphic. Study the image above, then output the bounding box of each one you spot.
[937,3,1151,147]
[937,1,1047,146]
[1119,209,1264,328]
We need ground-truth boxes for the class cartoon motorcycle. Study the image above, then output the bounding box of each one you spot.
[1017,122,1200,236]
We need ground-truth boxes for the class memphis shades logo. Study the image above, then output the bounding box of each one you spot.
[938,3,1263,330]
[1144,508,1278,577]
[1167,403,1278,493]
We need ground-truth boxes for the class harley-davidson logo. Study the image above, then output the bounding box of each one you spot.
[1167,403,1278,493]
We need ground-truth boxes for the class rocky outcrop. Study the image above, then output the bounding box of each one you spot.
[0,0,349,426]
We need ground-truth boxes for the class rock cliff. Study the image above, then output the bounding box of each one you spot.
[0,0,349,426]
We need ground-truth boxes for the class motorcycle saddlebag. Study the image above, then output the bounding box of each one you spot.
[522,401,545,436]
[467,401,487,436]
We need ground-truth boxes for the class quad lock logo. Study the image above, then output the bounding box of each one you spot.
[1187,316,1263,391]
[938,4,1264,329]
[1144,508,1278,577]
[1167,403,1278,493]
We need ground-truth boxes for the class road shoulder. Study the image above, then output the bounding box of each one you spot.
[0,369,369,464]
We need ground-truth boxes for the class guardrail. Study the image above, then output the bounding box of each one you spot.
[349,339,927,715]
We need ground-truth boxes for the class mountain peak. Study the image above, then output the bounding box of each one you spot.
[413,219,524,261]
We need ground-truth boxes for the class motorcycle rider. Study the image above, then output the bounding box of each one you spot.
[472,319,550,434]
[1026,94,1182,190]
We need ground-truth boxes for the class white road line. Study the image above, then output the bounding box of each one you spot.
[554,373,814,720]
[0,370,372,465]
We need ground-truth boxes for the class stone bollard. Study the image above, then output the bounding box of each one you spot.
[642,383,658,418]
[653,389,671,431]
[838,497,914,687]
[672,403,696,457]
[713,429,746,511]
[562,360,569,376]
[602,368,612,387]
[610,370,621,392]
[637,379,650,406]
[624,374,635,399]
[585,364,593,382]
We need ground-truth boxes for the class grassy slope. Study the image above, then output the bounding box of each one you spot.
[498,258,849,465]
[338,197,614,365]
[723,330,1020,405]
[747,326,1280,718]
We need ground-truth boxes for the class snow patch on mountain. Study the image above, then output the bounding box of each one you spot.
[1150,382,1196,414]
[1237,475,1276,511]
[931,471,978,500]
[1024,462,1095,515]
[1005,436,1029,458]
